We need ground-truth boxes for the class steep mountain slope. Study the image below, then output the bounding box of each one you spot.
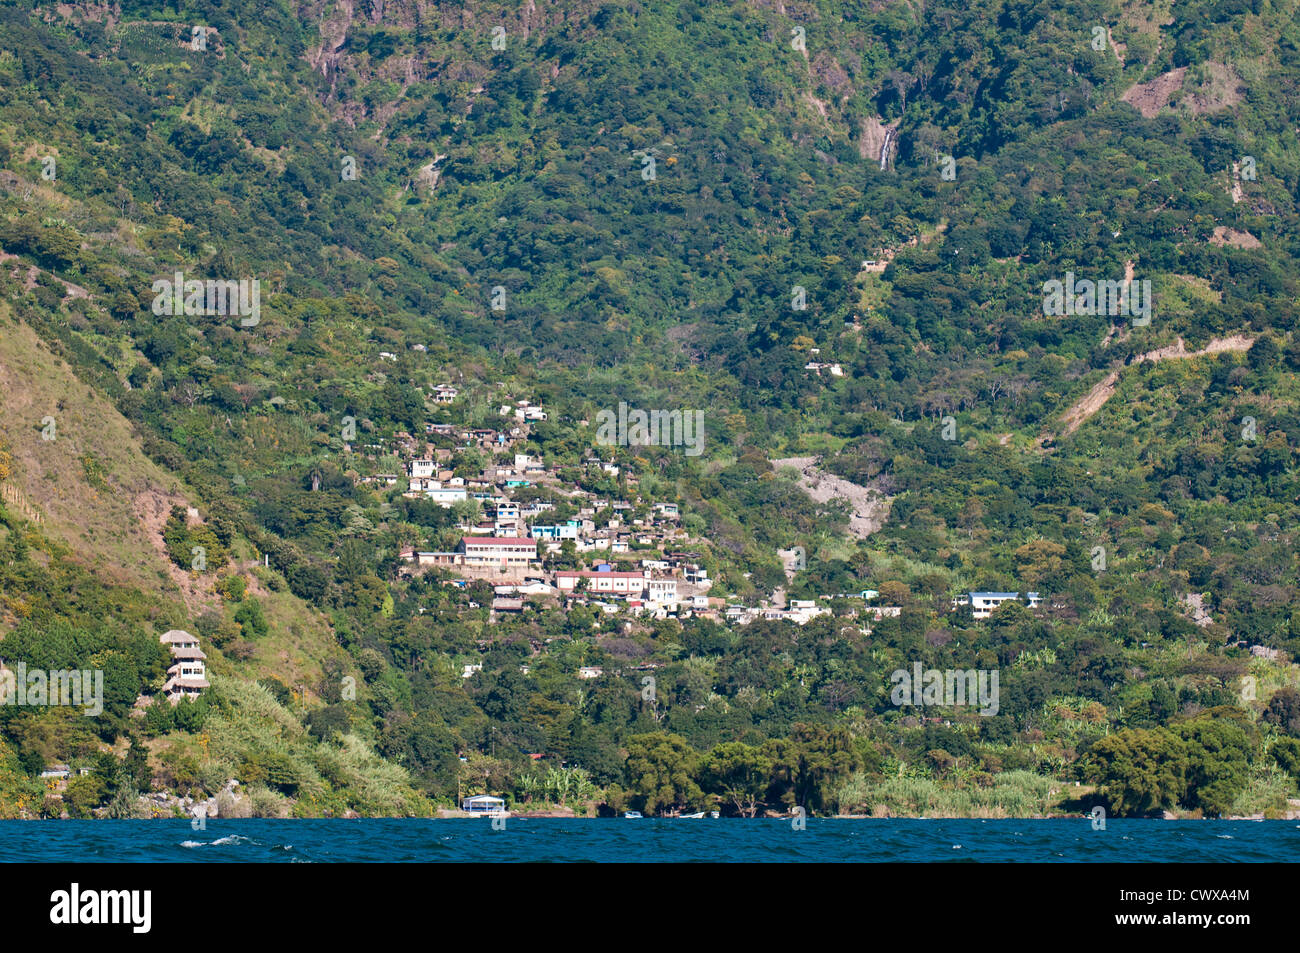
[0,0,1298,818]
[0,300,193,601]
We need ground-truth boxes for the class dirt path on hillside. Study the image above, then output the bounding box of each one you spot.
[1047,334,1254,441]
[772,456,891,538]
[0,251,92,300]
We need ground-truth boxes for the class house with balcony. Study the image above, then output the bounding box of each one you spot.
[646,576,679,611]
[159,629,210,704]
[683,565,710,586]
[951,591,1042,620]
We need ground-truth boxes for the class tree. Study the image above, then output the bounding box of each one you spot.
[233,599,269,640]
[1084,728,1188,816]
[788,723,862,814]
[1264,687,1300,736]
[1175,712,1254,817]
[1247,334,1280,372]
[877,580,911,605]
[306,704,351,743]
[1014,539,1067,589]
[759,724,863,815]
[63,774,107,818]
[1270,738,1300,786]
[624,732,703,815]
[698,742,772,817]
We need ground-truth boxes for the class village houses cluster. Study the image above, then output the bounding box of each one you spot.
[360,386,1050,631]
[359,390,883,626]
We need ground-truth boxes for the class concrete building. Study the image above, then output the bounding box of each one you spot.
[952,591,1042,620]
[159,629,210,704]
[459,536,538,570]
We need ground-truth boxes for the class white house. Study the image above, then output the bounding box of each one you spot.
[866,605,902,621]
[495,581,555,597]
[647,577,679,610]
[426,485,468,506]
[684,565,709,585]
[462,794,506,815]
[406,479,468,507]
[952,591,1042,620]
[159,629,210,704]
[459,536,538,570]
[556,569,646,595]
[530,523,579,541]
[786,600,830,624]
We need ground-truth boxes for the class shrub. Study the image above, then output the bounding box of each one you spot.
[248,785,289,818]
[215,789,251,818]
[63,774,107,818]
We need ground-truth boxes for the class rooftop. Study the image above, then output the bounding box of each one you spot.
[461,536,536,546]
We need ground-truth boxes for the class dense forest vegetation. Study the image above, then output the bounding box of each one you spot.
[0,0,1298,819]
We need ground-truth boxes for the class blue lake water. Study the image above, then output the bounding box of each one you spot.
[1,818,1297,862]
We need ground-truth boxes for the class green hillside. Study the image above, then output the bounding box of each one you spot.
[0,0,1298,819]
